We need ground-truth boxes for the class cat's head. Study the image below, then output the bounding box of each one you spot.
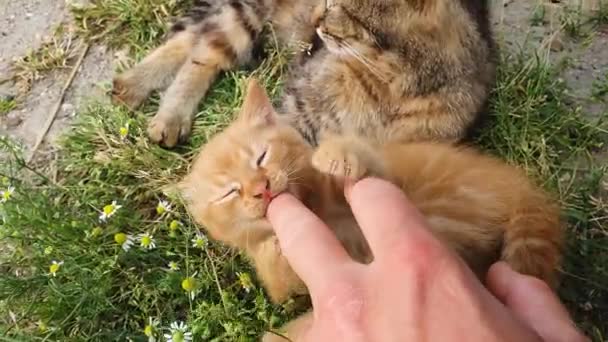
[316,1,379,57]
[179,79,312,248]
[315,1,419,67]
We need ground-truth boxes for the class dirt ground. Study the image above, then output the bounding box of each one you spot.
[0,0,606,158]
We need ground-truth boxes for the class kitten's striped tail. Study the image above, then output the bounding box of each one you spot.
[501,201,564,288]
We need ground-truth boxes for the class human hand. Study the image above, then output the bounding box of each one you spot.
[267,178,587,342]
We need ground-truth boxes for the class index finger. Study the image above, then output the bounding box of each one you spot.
[267,193,353,290]
[346,178,445,260]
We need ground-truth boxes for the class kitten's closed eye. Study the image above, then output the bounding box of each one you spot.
[256,149,268,167]
[215,183,241,204]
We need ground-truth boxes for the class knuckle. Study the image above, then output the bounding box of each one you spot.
[389,236,443,272]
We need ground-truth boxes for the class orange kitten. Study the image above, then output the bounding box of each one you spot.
[180,79,563,340]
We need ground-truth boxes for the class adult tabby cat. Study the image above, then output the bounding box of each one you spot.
[180,80,563,340]
[113,0,496,147]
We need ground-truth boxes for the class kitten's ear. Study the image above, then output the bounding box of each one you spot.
[238,78,277,127]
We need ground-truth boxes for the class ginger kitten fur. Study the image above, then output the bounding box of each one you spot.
[180,80,563,339]
[113,0,495,147]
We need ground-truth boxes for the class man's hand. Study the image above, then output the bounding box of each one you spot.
[267,178,587,342]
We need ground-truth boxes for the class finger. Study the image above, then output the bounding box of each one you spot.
[487,262,588,342]
[267,193,353,290]
[346,178,444,260]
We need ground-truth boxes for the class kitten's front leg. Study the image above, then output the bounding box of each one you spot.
[312,135,387,182]
[112,30,196,109]
[148,2,266,147]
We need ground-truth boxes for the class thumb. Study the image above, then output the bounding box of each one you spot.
[486,262,588,342]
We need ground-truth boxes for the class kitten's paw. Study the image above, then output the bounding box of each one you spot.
[147,112,192,147]
[111,74,148,109]
[312,140,367,180]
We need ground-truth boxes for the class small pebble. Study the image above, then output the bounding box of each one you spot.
[4,113,23,128]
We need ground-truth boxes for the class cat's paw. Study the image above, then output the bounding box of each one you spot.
[111,74,148,110]
[312,139,367,180]
[147,112,192,147]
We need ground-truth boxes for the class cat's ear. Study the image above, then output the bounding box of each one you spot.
[238,78,277,127]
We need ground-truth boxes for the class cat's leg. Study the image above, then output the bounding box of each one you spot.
[312,135,387,182]
[112,29,196,109]
[262,311,313,342]
[250,236,308,304]
[149,2,266,147]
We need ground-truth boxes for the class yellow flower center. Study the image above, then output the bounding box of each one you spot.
[144,325,153,337]
[2,191,10,201]
[156,205,166,215]
[38,321,48,332]
[119,127,129,137]
[103,204,115,216]
[169,262,178,270]
[238,272,253,291]
[141,236,152,247]
[114,233,127,245]
[172,331,185,342]
[169,220,180,231]
[49,263,61,274]
[195,238,206,248]
[181,277,197,292]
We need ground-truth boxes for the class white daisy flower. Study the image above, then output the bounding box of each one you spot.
[138,232,157,250]
[99,201,122,221]
[144,317,160,342]
[237,272,254,293]
[0,186,14,203]
[168,261,180,271]
[114,233,135,251]
[49,260,64,277]
[119,123,130,140]
[164,321,192,342]
[191,232,208,249]
[156,200,171,215]
[181,273,199,300]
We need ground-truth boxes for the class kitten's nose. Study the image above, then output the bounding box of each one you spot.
[252,179,271,200]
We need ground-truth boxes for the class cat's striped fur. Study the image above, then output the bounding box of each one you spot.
[112,0,496,147]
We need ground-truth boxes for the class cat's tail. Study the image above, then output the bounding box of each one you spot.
[500,196,564,288]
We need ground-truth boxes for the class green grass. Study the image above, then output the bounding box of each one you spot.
[12,24,80,95]
[71,0,191,59]
[1,0,607,341]
[0,98,16,116]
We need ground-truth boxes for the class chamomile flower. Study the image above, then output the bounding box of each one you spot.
[44,246,53,255]
[181,273,199,299]
[164,321,192,342]
[49,260,64,277]
[138,232,157,250]
[0,186,14,203]
[191,232,208,249]
[168,261,180,271]
[37,320,48,333]
[119,123,129,140]
[156,200,171,215]
[99,201,122,222]
[114,232,135,251]
[144,317,160,342]
[168,220,182,238]
[237,272,254,293]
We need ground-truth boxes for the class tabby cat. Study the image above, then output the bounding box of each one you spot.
[180,80,564,340]
[113,0,496,147]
